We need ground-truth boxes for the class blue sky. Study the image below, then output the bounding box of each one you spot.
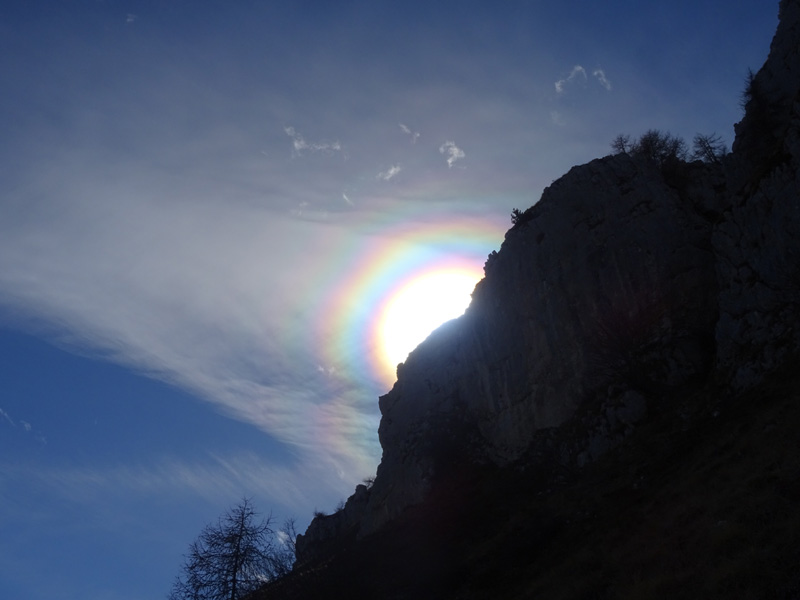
[0,1,778,598]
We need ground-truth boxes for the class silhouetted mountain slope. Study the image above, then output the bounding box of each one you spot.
[258,364,800,599]
[256,1,800,597]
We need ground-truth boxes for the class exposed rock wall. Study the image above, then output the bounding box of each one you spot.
[715,0,800,387]
[297,159,724,564]
[362,154,722,531]
[296,0,800,566]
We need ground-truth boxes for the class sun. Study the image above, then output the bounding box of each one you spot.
[378,269,480,373]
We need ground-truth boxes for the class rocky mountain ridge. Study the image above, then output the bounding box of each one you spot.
[291,0,800,582]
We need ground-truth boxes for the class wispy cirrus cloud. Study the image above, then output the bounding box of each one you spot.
[0,453,312,510]
[555,65,587,94]
[398,123,420,143]
[0,174,381,494]
[284,126,342,156]
[439,141,465,168]
[593,68,612,91]
[377,164,402,181]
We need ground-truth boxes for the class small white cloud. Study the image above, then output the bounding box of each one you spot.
[377,164,402,181]
[439,141,465,168]
[126,13,137,24]
[399,123,420,143]
[284,126,341,156]
[20,420,32,432]
[342,192,353,207]
[555,65,587,95]
[0,408,13,427]
[593,69,612,91]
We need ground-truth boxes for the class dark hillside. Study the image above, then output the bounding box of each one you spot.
[257,364,800,599]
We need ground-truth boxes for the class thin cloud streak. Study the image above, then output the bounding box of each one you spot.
[0,408,13,427]
[377,164,402,180]
[593,69,612,91]
[555,65,587,94]
[399,123,420,143]
[0,452,344,529]
[0,452,336,522]
[284,126,342,156]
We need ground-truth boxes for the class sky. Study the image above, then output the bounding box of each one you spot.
[0,1,779,598]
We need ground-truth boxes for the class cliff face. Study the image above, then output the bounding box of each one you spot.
[296,0,800,566]
[358,155,722,537]
[715,0,800,387]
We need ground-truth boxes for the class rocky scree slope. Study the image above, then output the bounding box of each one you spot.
[293,0,800,576]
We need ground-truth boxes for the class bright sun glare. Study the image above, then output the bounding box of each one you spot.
[379,270,479,372]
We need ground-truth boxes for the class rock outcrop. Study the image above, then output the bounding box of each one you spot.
[296,0,800,567]
[714,0,800,388]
